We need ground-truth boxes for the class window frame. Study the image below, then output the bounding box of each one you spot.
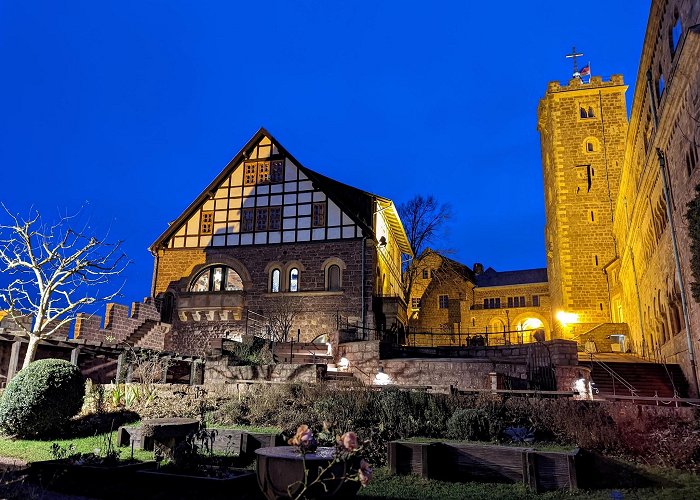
[327,264,341,291]
[190,265,244,293]
[438,295,449,309]
[289,267,300,292]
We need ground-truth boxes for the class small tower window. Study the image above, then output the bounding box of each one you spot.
[587,142,594,152]
[289,268,299,292]
[327,264,341,291]
[580,107,588,119]
[271,269,281,293]
[588,106,595,118]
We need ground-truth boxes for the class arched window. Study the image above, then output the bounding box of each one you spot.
[580,107,588,119]
[327,264,341,291]
[271,269,281,293]
[289,268,299,292]
[587,106,595,118]
[190,266,243,292]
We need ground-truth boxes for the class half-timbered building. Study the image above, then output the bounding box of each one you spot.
[149,128,412,355]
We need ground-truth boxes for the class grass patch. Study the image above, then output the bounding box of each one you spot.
[357,466,700,499]
[0,432,153,463]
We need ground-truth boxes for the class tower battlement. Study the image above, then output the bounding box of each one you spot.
[545,74,625,94]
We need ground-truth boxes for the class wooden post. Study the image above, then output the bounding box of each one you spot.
[70,347,80,365]
[116,352,126,384]
[7,340,22,382]
[161,358,170,383]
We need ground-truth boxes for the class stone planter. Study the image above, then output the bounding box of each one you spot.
[29,459,156,498]
[135,466,257,499]
[255,446,360,500]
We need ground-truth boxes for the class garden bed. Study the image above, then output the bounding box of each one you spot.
[135,466,257,500]
[388,440,579,492]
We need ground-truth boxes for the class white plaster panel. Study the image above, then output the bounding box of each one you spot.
[284,182,297,192]
[260,136,271,145]
[214,211,227,223]
[271,184,283,194]
[228,209,241,221]
[213,222,227,233]
[312,228,325,240]
[298,192,312,203]
[228,221,240,233]
[200,235,212,247]
[174,238,184,248]
[342,213,353,225]
[186,214,199,235]
[241,233,253,245]
[230,187,242,198]
[257,185,269,195]
[254,232,267,245]
[298,217,311,229]
[285,162,298,181]
[299,180,313,191]
[328,202,341,226]
[283,231,295,242]
[256,196,269,207]
[243,186,255,197]
[243,197,255,208]
[270,195,283,205]
[283,205,296,217]
[356,227,362,237]
[284,194,297,205]
[175,225,186,237]
[298,170,308,180]
[203,200,215,211]
[215,199,227,211]
[297,230,310,241]
[227,234,240,246]
[283,218,296,229]
[298,204,311,216]
[328,227,341,239]
[272,145,279,155]
[342,227,355,238]
[215,187,228,198]
[186,236,199,247]
[231,167,242,186]
[269,232,281,244]
[213,235,226,246]
[229,198,242,209]
[313,192,326,202]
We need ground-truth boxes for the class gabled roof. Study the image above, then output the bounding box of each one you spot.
[415,249,475,281]
[475,267,548,288]
[149,128,412,255]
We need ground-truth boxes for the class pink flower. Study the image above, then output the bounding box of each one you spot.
[288,425,317,452]
[358,459,372,487]
[338,431,358,452]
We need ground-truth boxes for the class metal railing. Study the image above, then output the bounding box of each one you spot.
[587,352,638,397]
[405,328,543,348]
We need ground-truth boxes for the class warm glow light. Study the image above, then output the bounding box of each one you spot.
[338,357,350,370]
[520,318,544,331]
[326,342,333,356]
[556,311,578,326]
[373,370,391,386]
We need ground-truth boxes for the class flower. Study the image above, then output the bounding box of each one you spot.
[338,431,358,452]
[358,459,372,487]
[288,424,318,453]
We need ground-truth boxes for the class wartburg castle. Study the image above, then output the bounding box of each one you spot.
[1,0,699,398]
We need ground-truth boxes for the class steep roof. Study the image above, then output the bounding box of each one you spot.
[418,249,475,281]
[475,267,548,288]
[150,128,412,255]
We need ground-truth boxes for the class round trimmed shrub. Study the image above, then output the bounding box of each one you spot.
[0,358,85,437]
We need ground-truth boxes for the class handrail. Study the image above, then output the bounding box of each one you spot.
[588,353,638,396]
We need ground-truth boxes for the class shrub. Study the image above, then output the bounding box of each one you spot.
[447,408,491,441]
[0,358,85,437]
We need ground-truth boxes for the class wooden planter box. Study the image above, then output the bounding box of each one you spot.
[135,467,257,500]
[388,441,579,492]
[29,459,156,498]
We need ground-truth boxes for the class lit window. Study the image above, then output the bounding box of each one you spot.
[200,211,214,234]
[289,268,299,292]
[190,266,243,293]
[257,161,270,184]
[312,203,326,227]
[533,295,540,307]
[439,295,449,309]
[327,264,341,291]
[244,162,257,185]
[271,269,281,293]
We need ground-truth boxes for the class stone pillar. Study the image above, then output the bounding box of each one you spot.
[70,347,81,365]
[116,352,126,384]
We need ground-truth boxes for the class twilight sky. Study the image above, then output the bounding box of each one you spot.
[0,1,650,307]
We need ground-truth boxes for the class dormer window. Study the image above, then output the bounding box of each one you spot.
[190,266,243,292]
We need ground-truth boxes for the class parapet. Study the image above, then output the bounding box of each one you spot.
[545,74,625,95]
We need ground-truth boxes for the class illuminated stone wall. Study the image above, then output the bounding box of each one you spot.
[538,75,628,335]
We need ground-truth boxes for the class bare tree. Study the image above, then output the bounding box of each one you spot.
[266,294,307,344]
[0,206,129,368]
[397,195,452,302]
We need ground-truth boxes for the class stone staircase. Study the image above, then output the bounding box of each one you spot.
[272,341,333,364]
[122,319,171,350]
[325,363,364,386]
[579,359,688,398]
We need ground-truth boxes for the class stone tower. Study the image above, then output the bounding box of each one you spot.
[538,75,628,337]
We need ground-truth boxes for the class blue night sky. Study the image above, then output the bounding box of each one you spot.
[0,1,650,307]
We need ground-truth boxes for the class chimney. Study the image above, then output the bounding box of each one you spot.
[473,263,484,275]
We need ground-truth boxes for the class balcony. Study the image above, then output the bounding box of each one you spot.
[176,291,245,322]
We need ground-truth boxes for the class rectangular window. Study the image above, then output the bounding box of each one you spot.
[200,211,214,234]
[533,295,540,307]
[244,162,257,185]
[312,203,326,227]
[439,295,449,309]
[422,269,429,279]
[270,159,285,183]
[411,298,421,309]
[255,207,268,231]
[269,206,282,230]
[508,297,513,308]
[242,208,255,232]
[495,298,501,308]
[483,298,489,309]
[257,161,270,184]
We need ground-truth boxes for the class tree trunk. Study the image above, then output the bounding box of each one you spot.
[22,335,41,369]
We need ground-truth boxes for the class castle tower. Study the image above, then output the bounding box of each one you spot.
[538,75,628,337]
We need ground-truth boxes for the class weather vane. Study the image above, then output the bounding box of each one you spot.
[565,46,590,80]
